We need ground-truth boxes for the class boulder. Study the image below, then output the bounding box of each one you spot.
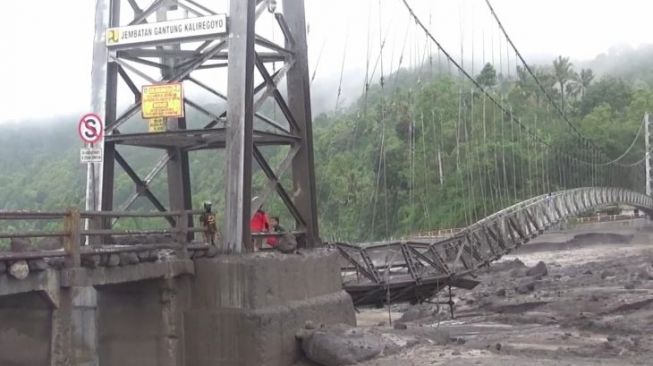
[515,281,536,294]
[27,259,48,272]
[119,252,140,266]
[491,258,526,273]
[276,233,298,254]
[45,257,66,270]
[393,322,407,330]
[301,324,385,366]
[526,261,548,277]
[137,250,153,261]
[9,260,29,280]
[82,255,101,268]
[107,254,120,267]
[509,267,527,278]
[408,327,451,345]
[397,304,439,323]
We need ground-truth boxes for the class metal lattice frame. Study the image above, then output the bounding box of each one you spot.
[93,0,319,251]
[337,187,653,306]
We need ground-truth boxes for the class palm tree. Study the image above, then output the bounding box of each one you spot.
[552,56,575,113]
[533,67,556,107]
[577,68,594,99]
[565,68,595,104]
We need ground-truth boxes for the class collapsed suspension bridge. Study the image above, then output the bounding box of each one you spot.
[0,0,651,344]
[1,1,653,365]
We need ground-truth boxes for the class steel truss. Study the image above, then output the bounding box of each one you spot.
[94,0,318,251]
[336,187,653,306]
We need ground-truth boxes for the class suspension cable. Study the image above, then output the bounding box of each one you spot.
[400,0,619,168]
[484,0,641,167]
[595,117,646,166]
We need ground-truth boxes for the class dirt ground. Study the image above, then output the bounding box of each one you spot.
[353,221,653,365]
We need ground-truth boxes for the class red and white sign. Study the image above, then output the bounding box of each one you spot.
[78,113,104,144]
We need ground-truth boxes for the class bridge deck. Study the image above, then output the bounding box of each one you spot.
[0,259,195,305]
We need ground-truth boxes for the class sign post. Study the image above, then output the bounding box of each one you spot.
[78,113,105,216]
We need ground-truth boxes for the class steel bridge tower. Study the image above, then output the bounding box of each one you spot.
[90,0,319,251]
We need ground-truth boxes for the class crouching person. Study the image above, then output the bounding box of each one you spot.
[267,216,297,254]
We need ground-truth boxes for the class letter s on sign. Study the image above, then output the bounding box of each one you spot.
[84,119,99,139]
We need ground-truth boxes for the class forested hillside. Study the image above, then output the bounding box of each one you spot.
[1,47,652,241]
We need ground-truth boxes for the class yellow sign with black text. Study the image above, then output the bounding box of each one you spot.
[141,83,184,119]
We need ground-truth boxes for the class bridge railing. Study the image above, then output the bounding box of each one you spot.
[0,210,73,267]
[0,208,213,272]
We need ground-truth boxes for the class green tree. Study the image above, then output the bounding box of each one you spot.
[477,63,497,89]
[553,56,576,112]
[579,76,633,117]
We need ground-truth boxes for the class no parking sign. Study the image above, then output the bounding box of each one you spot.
[78,113,104,144]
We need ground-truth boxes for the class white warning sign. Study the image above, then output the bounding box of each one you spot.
[106,14,227,49]
[80,147,103,164]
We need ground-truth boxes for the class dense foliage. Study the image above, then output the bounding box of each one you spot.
[314,52,653,241]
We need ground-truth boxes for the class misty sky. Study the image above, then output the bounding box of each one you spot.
[0,0,651,123]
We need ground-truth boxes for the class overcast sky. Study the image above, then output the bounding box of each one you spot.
[0,0,651,123]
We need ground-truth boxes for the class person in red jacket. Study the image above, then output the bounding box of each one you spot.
[250,199,270,252]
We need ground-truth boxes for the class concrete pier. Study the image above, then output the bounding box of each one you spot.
[97,277,192,366]
[185,249,355,366]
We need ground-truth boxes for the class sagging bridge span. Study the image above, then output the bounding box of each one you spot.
[336,187,653,306]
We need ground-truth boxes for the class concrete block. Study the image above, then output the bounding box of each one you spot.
[186,249,356,366]
[192,249,345,309]
[185,292,355,366]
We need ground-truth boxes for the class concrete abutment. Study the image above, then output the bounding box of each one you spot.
[0,249,355,366]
